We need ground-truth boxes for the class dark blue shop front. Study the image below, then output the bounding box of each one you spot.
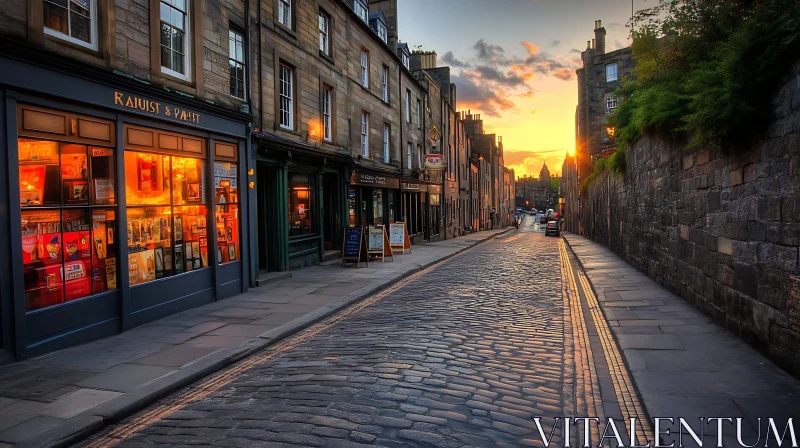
[0,56,252,360]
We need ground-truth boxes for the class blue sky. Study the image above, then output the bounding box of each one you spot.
[396,0,650,177]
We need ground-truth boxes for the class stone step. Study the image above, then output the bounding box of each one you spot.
[255,271,292,287]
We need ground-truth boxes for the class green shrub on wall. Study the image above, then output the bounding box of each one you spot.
[581,148,627,194]
[608,0,800,153]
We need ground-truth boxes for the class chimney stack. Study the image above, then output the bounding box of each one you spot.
[591,38,595,50]
[594,19,606,55]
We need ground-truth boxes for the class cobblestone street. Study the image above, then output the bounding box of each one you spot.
[82,219,594,447]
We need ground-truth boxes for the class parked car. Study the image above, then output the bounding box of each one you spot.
[545,220,560,237]
[540,213,547,224]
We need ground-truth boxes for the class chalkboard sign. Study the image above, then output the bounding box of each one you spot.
[342,227,367,267]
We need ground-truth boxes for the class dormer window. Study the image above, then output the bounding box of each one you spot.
[353,1,367,22]
[402,52,409,69]
[377,23,387,43]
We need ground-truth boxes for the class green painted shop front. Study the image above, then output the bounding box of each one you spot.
[254,135,349,273]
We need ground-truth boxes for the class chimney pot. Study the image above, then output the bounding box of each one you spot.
[591,38,595,49]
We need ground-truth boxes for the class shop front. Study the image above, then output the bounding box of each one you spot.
[1,57,250,359]
[254,134,349,273]
[400,181,426,244]
[348,171,400,227]
[427,185,443,242]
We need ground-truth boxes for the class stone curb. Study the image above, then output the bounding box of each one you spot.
[21,228,512,448]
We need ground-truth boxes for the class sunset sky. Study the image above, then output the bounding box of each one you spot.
[397,0,648,178]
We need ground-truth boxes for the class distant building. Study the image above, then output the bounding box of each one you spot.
[568,19,634,234]
[575,20,633,178]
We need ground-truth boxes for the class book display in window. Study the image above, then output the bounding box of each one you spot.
[18,139,118,311]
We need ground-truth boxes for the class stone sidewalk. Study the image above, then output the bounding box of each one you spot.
[563,233,800,447]
[0,228,511,448]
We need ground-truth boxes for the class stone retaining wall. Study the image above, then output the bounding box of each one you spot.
[581,62,800,375]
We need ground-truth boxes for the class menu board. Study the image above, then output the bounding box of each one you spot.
[342,227,363,259]
[368,226,385,252]
[389,223,404,246]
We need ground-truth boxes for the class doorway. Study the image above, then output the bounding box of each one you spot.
[322,173,341,251]
[257,162,278,273]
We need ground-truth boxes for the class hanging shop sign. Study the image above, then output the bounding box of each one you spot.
[428,126,441,144]
[401,182,429,192]
[350,172,400,189]
[424,154,445,170]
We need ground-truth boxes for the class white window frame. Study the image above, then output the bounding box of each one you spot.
[381,65,388,102]
[377,23,387,43]
[361,111,369,157]
[606,94,618,114]
[318,10,329,55]
[383,124,390,163]
[360,49,369,88]
[606,62,618,82]
[416,99,421,129]
[402,53,409,69]
[322,86,332,141]
[278,0,291,29]
[407,143,412,169]
[43,0,98,50]
[405,90,411,123]
[229,28,246,100]
[354,1,367,22]
[279,64,294,130]
[159,0,191,81]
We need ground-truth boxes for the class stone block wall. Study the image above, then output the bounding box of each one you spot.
[581,62,800,375]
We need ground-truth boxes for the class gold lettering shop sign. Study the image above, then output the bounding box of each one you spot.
[114,92,200,124]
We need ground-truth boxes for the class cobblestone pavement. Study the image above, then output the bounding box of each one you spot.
[83,219,595,447]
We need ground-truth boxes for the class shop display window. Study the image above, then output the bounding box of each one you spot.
[348,187,357,227]
[372,189,384,223]
[288,173,314,237]
[126,151,206,285]
[18,138,118,311]
[214,162,239,263]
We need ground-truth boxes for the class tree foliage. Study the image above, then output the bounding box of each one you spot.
[608,0,800,152]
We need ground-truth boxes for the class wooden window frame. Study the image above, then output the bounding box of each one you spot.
[149,0,203,93]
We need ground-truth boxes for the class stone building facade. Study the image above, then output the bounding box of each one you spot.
[580,61,800,376]
[0,0,252,357]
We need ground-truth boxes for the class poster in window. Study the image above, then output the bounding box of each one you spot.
[184,242,193,260]
[187,183,201,201]
[174,246,184,272]
[107,224,114,244]
[199,237,207,248]
[19,166,45,206]
[228,243,236,261]
[216,222,225,241]
[218,245,225,263]
[145,250,155,279]
[191,242,200,263]
[200,247,208,268]
[154,247,164,278]
[95,237,106,260]
[193,258,201,269]
[62,154,88,180]
[106,259,117,289]
[94,179,115,201]
[191,225,198,237]
[174,217,183,241]
[137,156,154,191]
[66,180,89,203]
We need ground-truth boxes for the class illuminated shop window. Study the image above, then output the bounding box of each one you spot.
[125,152,207,285]
[288,173,314,237]
[18,139,118,311]
[214,161,239,263]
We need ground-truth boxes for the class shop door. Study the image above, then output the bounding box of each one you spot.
[322,173,340,250]
[256,163,278,272]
